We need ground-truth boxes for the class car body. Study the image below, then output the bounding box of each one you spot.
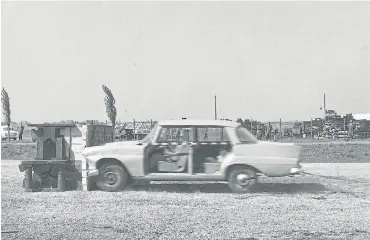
[82,120,302,192]
[1,126,18,140]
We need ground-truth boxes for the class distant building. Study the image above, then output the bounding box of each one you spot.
[353,113,370,121]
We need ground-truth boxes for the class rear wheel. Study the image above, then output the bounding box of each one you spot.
[228,167,257,193]
[96,163,129,192]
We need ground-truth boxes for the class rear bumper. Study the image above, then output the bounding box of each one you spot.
[290,164,302,175]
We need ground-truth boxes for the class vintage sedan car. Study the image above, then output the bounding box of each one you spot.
[1,126,18,140]
[82,120,302,193]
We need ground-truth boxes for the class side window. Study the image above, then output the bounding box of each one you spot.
[196,127,230,142]
[156,127,194,143]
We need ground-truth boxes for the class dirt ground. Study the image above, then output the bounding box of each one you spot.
[1,161,370,240]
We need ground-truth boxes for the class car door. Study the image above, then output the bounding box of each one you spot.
[144,126,194,174]
[193,126,232,173]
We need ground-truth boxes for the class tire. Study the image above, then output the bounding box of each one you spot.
[227,166,257,193]
[96,163,129,192]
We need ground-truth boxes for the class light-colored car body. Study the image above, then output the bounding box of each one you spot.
[1,126,18,140]
[82,120,302,185]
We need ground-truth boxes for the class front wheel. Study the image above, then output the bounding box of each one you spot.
[96,163,129,192]
[228,167,257,193]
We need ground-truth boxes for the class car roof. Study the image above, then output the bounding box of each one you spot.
[158,119,240,127]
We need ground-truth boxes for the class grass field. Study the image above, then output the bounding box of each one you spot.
[2,139,370,163]
[1,140,370,239]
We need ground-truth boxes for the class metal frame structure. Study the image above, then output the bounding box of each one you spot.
[18,123,78,192]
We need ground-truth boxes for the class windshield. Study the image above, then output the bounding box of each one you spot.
[140,124,158,144]
[235,126,258,143]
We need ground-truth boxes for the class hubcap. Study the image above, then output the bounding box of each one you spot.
[235,173,251,187]
[104,171,117,185]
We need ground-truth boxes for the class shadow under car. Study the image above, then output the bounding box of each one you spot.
[127,182,327,194]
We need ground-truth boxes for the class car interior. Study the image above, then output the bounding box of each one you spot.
[144,126,232,174]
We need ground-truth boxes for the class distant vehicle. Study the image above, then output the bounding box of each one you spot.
[1,126,18,140]
[82,120,302,193]
[114,129,123,139]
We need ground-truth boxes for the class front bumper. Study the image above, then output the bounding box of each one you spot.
[88,169,99,177]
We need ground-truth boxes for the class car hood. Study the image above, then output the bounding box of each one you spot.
[82,140,144,158]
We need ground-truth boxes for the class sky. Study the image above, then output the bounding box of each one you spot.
[1,1,370,123]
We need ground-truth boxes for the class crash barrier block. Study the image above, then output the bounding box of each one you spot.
[19,160,82,192]
[86,124,114,147]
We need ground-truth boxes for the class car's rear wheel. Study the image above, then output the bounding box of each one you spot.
[96,163,129,192]
[228,167,257,193]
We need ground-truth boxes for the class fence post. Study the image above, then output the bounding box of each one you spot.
[279,118,282,139]
[133,119,136,140]
[311,118,313,139]
[24,167,33,191]
[58,171,66,191]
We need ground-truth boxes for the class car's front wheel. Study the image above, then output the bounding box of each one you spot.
[228,167,257,193]
[96,163,129,192]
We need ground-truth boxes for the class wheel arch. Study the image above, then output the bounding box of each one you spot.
[225,164,261,179]
[96,158,132,179]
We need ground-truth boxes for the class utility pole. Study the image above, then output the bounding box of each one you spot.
[133,118,136,140]
[323,93,327,137]
[279,118,282,138]
[214,95,217,120]
[311,118,313,139]
[343,117,346,131]
[323,93,326,117]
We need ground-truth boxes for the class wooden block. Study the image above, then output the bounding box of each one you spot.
[24,168,33,190]
[57,171,66,192]
[25,189,40,192]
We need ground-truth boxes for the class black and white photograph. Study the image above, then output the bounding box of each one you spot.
[1,0,370,239]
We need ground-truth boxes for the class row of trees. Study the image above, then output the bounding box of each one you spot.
[2,88,11,140]
[1,86,117,141]
[236,118,276,140]
[102,85,117,141]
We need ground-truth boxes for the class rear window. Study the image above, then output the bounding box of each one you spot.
[157,127,194,143]
[196,127,230,142]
